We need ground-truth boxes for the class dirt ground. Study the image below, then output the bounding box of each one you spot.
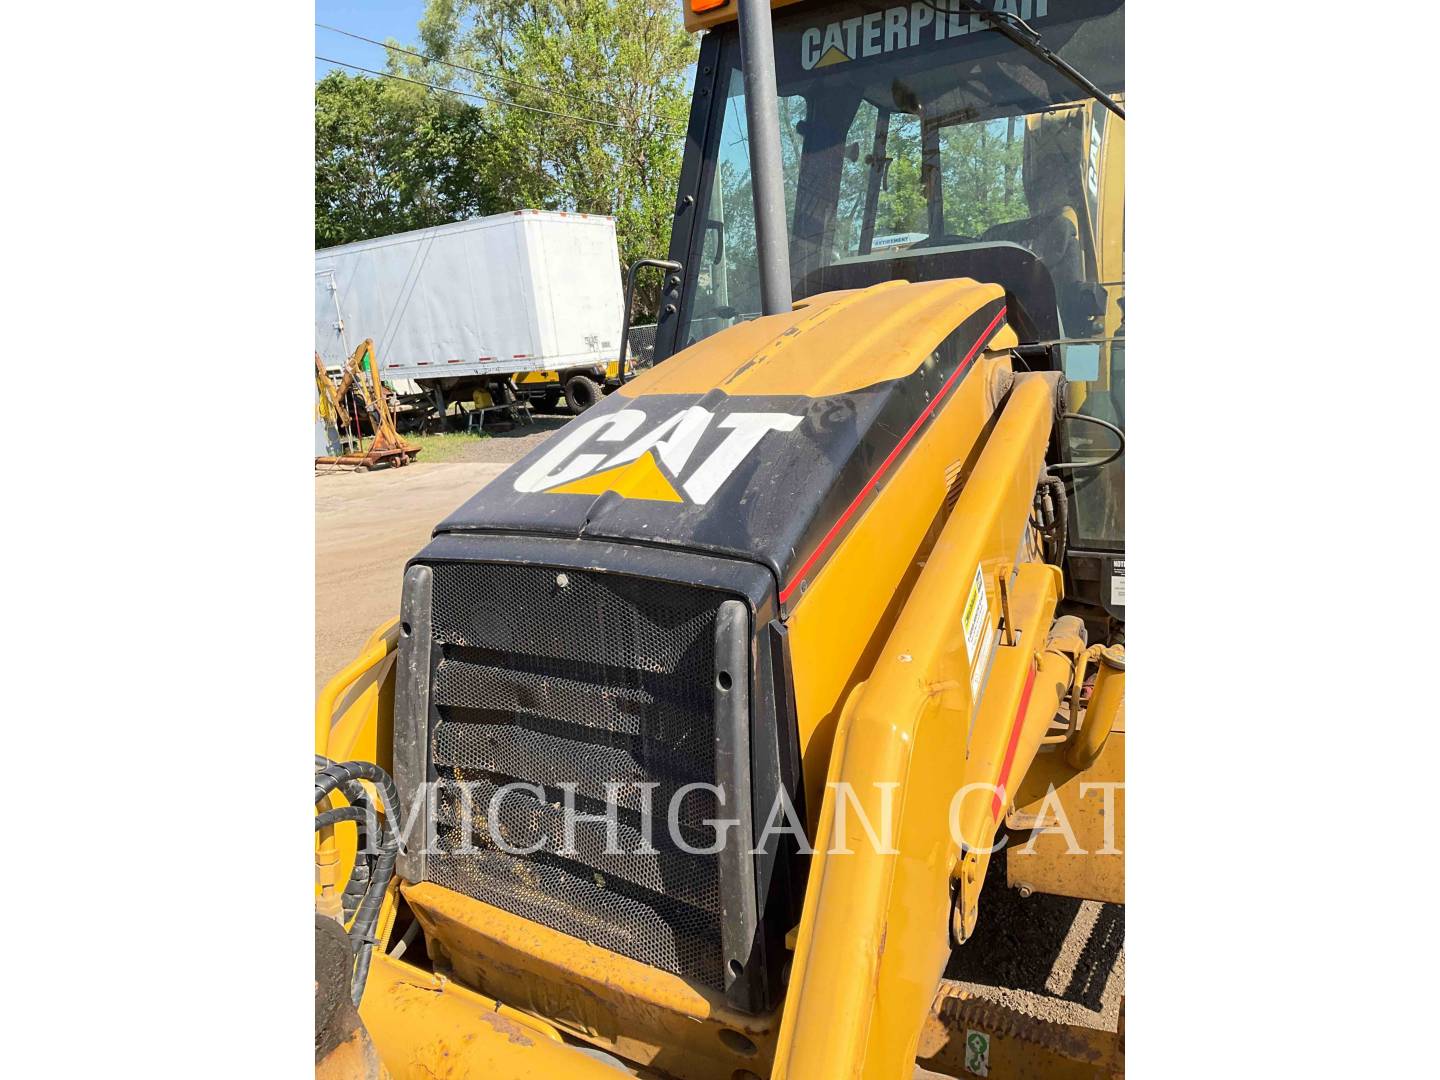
[315,412,576,690]
[945,853,1124,1030]
[314,417,1123,1032]
[315,460,506,691]
[415,414,573,464]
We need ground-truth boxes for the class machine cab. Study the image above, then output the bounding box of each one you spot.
[657,0,1126,631]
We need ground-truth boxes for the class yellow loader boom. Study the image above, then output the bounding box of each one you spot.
[777,373,1063,1076]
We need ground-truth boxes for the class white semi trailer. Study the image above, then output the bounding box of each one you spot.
[315,210,627,415]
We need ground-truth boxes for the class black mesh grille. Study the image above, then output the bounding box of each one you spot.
[424,561,731,989]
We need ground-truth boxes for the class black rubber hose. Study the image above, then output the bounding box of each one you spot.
[315,758,374,815]
[315,805,375,830]
[1044,475,1069,565]
[347,838,397,1005]
[314,756,401,1005]
[1028,475,1069,565]
[314,796,376,909]
[315,760,400,823]
[342,860,371,923]
[349,823,398,935]
[1049,413,1125,472]
[316,755,379,918]
[351,941,376,1007]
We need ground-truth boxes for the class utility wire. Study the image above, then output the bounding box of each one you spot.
[316,22,618,112]
[316,56,683,136]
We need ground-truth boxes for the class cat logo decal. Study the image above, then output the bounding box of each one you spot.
[514,406,801,504]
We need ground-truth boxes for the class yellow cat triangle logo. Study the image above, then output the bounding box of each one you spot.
[548,451,683,502]
[815,45,850,67]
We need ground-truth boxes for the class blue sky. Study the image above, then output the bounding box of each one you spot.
[315,1,428,83]
[315,1,700,103]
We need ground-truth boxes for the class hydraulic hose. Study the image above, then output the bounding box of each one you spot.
[315,754,376,832]
[1043,473,1068,565]
[1049,413,1125,472]
[315,805,373,829]
[314,755,376,919]
[314,756,401,1004]
[1030,474,1069,566]
[315,758,400,822]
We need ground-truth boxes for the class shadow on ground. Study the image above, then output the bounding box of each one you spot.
[482,413,571,436]
[943,849,1124,1027]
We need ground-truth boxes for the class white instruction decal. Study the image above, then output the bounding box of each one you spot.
[961,564,990,664]
[1110,560,1125,606]
[970,624,997,702]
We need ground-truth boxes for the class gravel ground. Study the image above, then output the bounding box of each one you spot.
[943,852,1124,1030]
[406,411,576,465]
[455,413,574,463]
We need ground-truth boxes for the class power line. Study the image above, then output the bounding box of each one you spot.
[315,22,614,111]
[313,23,679,136]
[315,56,683,137]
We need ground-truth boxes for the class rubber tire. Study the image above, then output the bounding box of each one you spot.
[564,374,603,413]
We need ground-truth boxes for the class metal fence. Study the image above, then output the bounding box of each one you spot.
[627,323,658,369]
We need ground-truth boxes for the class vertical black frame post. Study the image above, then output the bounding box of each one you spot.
[735,0,793,316]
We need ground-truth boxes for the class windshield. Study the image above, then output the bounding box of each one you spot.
[680,0,1124,552]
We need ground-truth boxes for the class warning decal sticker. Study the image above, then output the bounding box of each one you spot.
[962,564,990,664]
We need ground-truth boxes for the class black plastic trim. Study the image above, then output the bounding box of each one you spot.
[394,563,435,883]
[655,30,725,365]
[713,599,761,1009]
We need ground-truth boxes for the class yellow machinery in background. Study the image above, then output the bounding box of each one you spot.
[316,339,422,471]
[316,1,1125,1076]
[513,359,632,413]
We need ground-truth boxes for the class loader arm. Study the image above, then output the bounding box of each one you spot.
[775,374,1074,1077]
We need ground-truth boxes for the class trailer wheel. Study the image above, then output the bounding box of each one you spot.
[564,374,602,413]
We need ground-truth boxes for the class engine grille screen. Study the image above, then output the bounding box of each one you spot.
[424,561,731,990]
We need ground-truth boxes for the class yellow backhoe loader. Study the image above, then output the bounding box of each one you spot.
[315,1,1126,1076]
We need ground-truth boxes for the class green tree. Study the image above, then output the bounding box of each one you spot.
[939,116,1028,237]
[410,0,697,313]
[877,116,929,237]
[861,113,1028,242]
[314,70,500,248]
